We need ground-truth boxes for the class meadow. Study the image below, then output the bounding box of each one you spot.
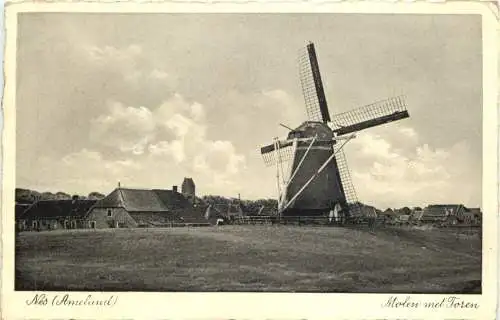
[15,225,481,293]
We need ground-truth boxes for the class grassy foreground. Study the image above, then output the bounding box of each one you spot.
[15,225,481,293]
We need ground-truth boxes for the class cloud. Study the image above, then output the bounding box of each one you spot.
[148,140,185,163]
[87,93,246,194]
[399,127,418,140]
[205,89,304,152]
[85,44,142,62]
[90,101,156,155]
[149,69,169,80]
[32,149,142,194]
[84,44,144,82]
[79,44,178,109]
[346,130,479,209]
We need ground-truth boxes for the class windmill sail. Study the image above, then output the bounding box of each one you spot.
[331,96,409,136]
[260,135,354,167]
[260,140,296,167]
[260,42,410,221]
[334,148,362,218]
[299,43,331,123]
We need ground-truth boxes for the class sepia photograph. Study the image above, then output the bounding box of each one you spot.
[13,11,485,293]
[2,2,498,319]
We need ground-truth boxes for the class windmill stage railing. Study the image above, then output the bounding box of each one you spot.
[331,96,409,136]
[260,136,354,167]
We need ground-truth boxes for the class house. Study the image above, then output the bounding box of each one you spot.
[419,204,481,226]
[459,211,475,225]
[203,204,229,224]
[419,204,461,224]
[153,188,208,224]
[200,200,245,224]
[21,199,98,231]
[468,208,482,225]
[257,205,277,216]
[411,209,425,222]
[359,204,378,218]
[86,186,210,228]
[395,214,410,224]
[378,208,396,224]
[214,202,244,220]
[15,203,31,231]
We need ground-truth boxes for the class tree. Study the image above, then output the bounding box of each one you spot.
[55,192,71,200]
[400,207,412,216]
[88,192,105,200]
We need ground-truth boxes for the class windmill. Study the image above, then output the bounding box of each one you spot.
[260,42,410,221]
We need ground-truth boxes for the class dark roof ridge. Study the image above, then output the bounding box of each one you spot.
[34,199,96,203]
[117,187,156,191]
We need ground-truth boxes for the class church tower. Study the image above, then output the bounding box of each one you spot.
[181,177,196,203]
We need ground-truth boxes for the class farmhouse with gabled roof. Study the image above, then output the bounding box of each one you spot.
[417,204,481,226]
[86,186,209,228]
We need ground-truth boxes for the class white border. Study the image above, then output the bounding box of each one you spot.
[2,2,498,319]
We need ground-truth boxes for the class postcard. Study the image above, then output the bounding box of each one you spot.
[2,1,498,319]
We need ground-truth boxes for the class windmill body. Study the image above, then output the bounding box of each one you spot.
[282,121,345,216]
[260,42,410,220]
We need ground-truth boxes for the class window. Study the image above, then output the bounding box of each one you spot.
[107,209,112,217]
[90,221,96,229]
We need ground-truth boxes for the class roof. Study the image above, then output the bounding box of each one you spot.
[412,210,425,220]
[213,203,243,217]
[153,189,191,210]
[420,204,466,222]
[93,188,167,212]
[15,204,30,219]
[358,205,378,217]
[120,189,167,212]
[22,200,97,219]
[92,188,126,208]
[93,188,195,212]
[467,208,482,216]
[427,204,466,208]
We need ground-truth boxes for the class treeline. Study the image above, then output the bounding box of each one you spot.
[15,188,105,204]
[16,188,421,216]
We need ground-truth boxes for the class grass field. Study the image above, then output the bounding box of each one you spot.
[15,225,481,293]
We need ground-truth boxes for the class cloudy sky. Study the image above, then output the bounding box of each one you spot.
[16,13,482,209]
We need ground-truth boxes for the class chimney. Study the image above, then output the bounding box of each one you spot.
[173,186,178,193]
